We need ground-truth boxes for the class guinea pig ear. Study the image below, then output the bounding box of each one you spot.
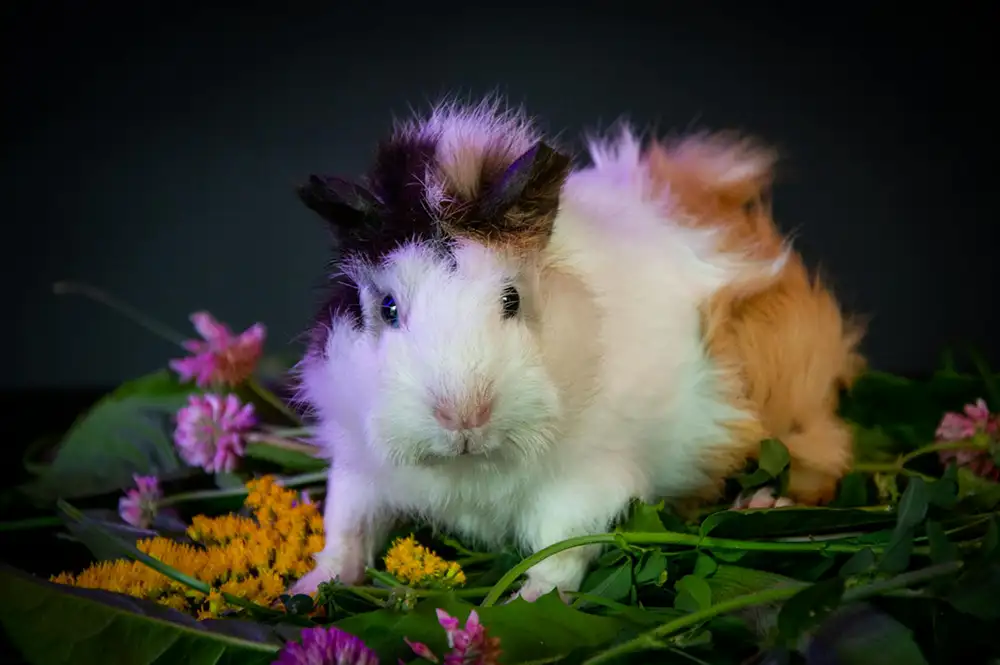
[296,175,379,239]
[477,141,572,250]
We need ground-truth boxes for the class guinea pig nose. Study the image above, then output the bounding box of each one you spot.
[467,398,494,429]
[433,399,494,431]
[433,404,462,431]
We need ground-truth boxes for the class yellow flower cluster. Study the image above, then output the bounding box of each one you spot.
[50,476,324,620]
[383,535,466,588]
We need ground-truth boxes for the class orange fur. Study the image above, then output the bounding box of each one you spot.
[645,133,866,505]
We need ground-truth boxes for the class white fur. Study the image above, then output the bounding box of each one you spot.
[292,115,786,600]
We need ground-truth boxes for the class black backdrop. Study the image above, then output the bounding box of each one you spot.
[4,1,996,390]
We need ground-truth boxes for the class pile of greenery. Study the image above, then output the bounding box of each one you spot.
[1,291,998,665]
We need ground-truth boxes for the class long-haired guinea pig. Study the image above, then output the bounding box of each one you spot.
[644,133,866,506]
[289,97,787,602]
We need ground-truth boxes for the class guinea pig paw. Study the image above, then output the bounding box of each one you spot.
[508,579,571,605]
[731,487,796,511]
[289,558,363,597]
[288,568,334,597]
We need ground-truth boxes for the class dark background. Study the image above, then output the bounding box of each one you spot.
[3,1,996,392]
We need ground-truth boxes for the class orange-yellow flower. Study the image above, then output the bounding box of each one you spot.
[50,475,325,620]
[383,535,466,588]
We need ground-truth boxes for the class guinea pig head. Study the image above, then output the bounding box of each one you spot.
[298,100,572,467]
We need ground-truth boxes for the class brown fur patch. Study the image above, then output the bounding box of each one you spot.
[646,135,866,505]
[438,142,572,254]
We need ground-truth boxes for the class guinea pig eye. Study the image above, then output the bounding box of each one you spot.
[380,294,400,328]
[500,285,520,319]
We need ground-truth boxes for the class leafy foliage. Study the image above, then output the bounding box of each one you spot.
[0,565,282,665]
[19,370,200,503]
[3,351,1000,664]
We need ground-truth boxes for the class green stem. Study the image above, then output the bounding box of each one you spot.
[343,585,494,599]
[366,568,404,588]
[344,587,387,608]
[159,470,328,507]
[52,281,187,347]
[900,440,983,465]
[56,499,279,616]
[582,561,963,664]
[852,463,935,481]
[0,516,64,532]
[246,376,302,425]
[245,433,322,456]
[456,553,499,567]
[481,530,915,607]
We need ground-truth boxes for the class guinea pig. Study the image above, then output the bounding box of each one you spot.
[644,133,867,506]
[289,97,788,602]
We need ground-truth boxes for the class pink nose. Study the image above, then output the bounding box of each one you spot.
[433,399,494,431]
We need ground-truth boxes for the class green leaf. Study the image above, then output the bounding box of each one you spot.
[945,562,1000,621]
[705,565,806,603]
[21,370,199,502]
[673,574,712,612]
[243,441,327,472]
[925,466,959,509]
[336,592,629,663]
[214,471,250,489]
[851,424,902,464]
[580,562,633,602]
[737,467,773,489]
[983,517,999,562]
[830,472,870,508]
[692,553,718,578]
[839,548,876,578]
[877,529,914,575]
[895,477,929,532]
[0,565,281,665]
[925,520,958,565]
[634,552,668,586]
[619,501,667,533]
[700,507,894,539]
[956,467,1000,511]
[758,439,791,477]
[58,508,162,560]
[776,577,845,647]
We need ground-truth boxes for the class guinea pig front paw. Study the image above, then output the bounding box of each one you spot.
[509,578,571,605]
[289,567,337,597]
[731,486,796,511]
[288,552,365,597]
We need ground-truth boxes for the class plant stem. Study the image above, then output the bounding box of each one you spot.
[344,587,387,608]
[481,530,917,607]
[851,463,936,481]
[343,585,494,599]
[582,561,963,665]
[587,587,802,663]
[52,281,188,347]
[366,568,404,588]
[900,440,983,465]
[57,499,280,616]
[245,433,322,456]
[456,553,499,567]
[159,470,328,507]
[246,376,302,425]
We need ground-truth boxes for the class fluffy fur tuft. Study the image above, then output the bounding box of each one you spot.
[645,134,866,505]
[292,101,790,604]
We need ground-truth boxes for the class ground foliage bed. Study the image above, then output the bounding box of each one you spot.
[1,293,1000,665]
